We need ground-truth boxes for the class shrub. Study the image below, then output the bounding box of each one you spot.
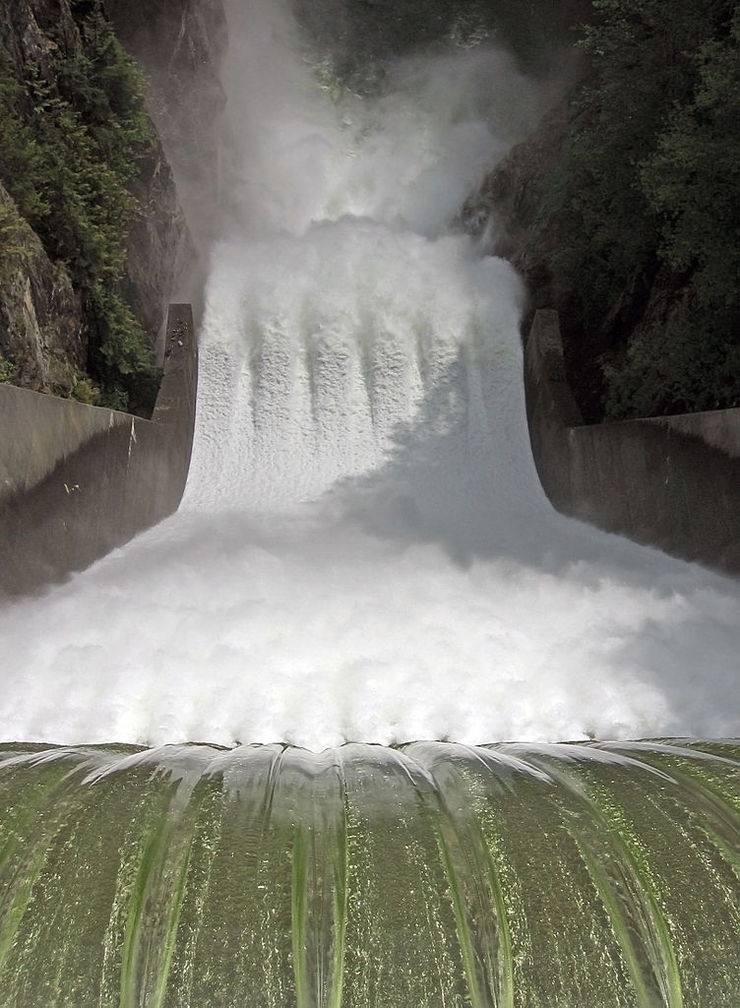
[72,377,102,405]
[0,355,15,383]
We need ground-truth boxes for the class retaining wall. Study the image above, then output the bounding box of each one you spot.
[525,309,740,575]
[0,304,198,597]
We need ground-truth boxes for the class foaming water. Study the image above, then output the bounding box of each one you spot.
[0,0,738,749]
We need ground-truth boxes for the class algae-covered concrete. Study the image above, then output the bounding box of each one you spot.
[0,740,737,1007]
[0,304,197,597]
[525,309,740,575]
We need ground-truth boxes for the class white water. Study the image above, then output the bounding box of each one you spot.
[0,0,738,749]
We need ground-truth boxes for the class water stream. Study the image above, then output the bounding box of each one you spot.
[0,740,737,1006]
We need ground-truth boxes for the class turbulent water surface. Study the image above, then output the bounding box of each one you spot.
[0,0,739,749]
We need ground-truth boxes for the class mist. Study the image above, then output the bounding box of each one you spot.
[0,0,738,751]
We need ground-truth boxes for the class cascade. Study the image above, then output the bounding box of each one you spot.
[0,1,738,1003]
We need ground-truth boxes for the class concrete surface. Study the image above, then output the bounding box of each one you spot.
[0,304,197,597]
[525,309,740,576]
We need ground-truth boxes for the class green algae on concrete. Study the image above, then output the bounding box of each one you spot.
[0,740,737,1007]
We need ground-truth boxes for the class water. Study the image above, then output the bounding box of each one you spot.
[0,0,739,750]
[0,740,737,1006]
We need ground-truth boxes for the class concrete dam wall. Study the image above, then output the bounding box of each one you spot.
[0,305,197,597]
[525,309,740,576]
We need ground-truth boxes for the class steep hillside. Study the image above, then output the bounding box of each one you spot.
[103,0,226,250]
[470,0,740,422]
[0,0,191,414]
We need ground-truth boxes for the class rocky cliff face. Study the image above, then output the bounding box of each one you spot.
[466,93,637,419]
[465,98,572,314]
[473,2,740,423]
[104,0,227,252]
[0,182,83,394]
[0,0,82,393]
[470,94,728,422]
[0,0,196,407]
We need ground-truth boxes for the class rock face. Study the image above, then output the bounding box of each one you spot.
[464,87,626,419]
[465,98,573,317]
[0,183,83,395]
[472,101,718,421]
[123,141,193,357]
[0,0,77,82]
[103,0,227,251]
[0,0,194,401]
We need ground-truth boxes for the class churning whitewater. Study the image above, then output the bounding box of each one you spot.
[1,0,739,749]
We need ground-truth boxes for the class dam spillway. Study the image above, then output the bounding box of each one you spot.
[1,6,740,747]
[0,0,739,1003]
[0,741,738,1008]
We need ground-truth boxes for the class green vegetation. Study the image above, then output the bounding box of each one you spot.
[0,200,33,278]
[72,377,102,406]
[0,354,14,383]
[0,0,160,414]
[532,0,740,419]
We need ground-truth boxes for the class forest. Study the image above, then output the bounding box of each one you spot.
[0,0,160,414]
[529,0,740,419]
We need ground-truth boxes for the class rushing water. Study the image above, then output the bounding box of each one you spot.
[0,741,738,1006]
[0,4,739,1004]
[0,0,739,750]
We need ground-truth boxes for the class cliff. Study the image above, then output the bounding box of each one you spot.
[0,181,82,395]
[0,0,194,414]
[473,98,734,423]
[103,0,227,251]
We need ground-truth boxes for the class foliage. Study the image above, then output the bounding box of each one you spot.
[641,9,740,313]
[0,0,159,415]
[529,0,740,418]
[0,55,50,222]
[604,307,740,417]
[89,284,162,414]
[0,354,15,383]
[0,200,33,278]
[72,377,102,405]
[604,9,740,417]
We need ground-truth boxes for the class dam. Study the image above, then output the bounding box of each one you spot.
[0,0,738,1004]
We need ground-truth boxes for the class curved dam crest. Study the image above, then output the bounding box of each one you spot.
[0,740,738,1007]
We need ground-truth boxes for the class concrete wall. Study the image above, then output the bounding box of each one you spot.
[525,310,740,576]
[0,304,198,597]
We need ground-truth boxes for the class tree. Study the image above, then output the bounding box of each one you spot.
[527,0,740,417]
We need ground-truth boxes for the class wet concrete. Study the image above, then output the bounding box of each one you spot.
[525,309,740,576]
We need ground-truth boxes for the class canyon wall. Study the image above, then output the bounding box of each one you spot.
[0,0,216,406]
[103,0,227,253]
